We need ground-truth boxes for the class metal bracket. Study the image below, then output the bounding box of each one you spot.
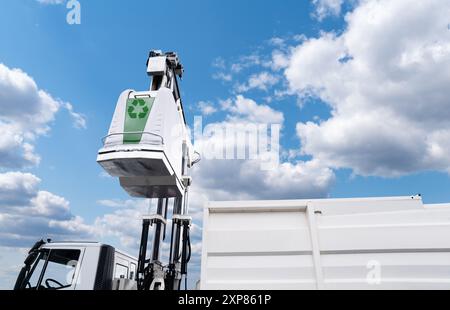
[182,176,192,187]
[143,214,167,225]
[172,214,192,225]
[102,131,164,146]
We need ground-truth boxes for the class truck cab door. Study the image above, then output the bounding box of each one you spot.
[24,247,85,290]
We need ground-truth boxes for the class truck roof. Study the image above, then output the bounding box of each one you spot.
[42,241,104,248]
[41,241,138,260]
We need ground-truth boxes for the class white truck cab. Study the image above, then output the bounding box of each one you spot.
[14,240,138,290]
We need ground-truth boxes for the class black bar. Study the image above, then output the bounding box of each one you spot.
[151,198,165,261]
[180,222,189,275]
[163,198,169,241]
[137,219,150,289]
[172,196,183,262]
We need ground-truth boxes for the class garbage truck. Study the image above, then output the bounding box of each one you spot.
[12,50,450,291]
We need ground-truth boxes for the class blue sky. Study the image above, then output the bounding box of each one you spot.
[0,0,450,289]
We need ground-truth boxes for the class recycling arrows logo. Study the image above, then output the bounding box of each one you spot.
[127,99,149,119]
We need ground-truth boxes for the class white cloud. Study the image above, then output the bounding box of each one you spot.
[0,172,94,248]
[36,0,64,4]
[30,191,71,219]
[0,64,58,130]
[0,125,41,168]
[0,247,28,289]
[191,94,334,200]
[312,0,345,20]
[236,72,279,93]
[97,199,137,208]
[0,63,89,287]
[98,171,112,179]
[212,57,226,70]
[286,0,450,177]
[212,54,267,84]
[63,102,87,129]
[197,101,217,116]
[0,63,86,168]
[271,50,291,71]
[231,54,262,73]
[191,158,334,201]
[94,200,147,249]
[222,95,284,124]
[212,57,233,82]
[0,172,40,206]
[268,37,286,48]
[212,72,232,82]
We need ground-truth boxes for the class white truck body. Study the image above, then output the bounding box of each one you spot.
[16,242,138,290]
[200,196,450,290]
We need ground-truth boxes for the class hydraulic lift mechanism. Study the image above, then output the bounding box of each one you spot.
[97,50,199,290]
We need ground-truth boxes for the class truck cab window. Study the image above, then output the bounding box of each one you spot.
[26,250,49,289]
[130,263,137,280]
[114,264,129,279]
[23,249,80,290]
[42,249,80,289]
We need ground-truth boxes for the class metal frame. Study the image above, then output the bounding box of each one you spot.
[133,51,195,291]
[102,131,164,146]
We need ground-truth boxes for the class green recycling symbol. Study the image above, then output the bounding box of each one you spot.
[127,99,149,119]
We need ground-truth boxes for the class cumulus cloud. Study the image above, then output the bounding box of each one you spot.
[286,0,450,177]
[0,64,86,168]
[236,72,279,93]
[0,172,40,206]
[221,95,284,124]
[94,199,148,249]
[191,94,334,200]
[271,50,291,71]
[0,172,94,248]
[312,0,345,20]
[191,158,334,201]
[0,63,88,287]
[197,101,218,116]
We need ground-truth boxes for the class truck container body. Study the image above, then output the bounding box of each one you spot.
[200,196,450,290]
